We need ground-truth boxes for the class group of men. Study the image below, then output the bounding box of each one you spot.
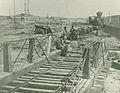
[34,24,53,35]
[33,11,104,56]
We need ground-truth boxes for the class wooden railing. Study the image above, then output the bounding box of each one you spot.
[0,34,57,72]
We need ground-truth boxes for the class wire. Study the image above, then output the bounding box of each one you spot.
[12,39,27,68]
[13,0,16,27]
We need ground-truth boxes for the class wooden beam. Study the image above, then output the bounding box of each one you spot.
[96,42,101,66]
[28,38,34,63]
[98,43,101,60]
[47,35,52,57]
[101,41,105,66]
[83,48,90,79]
[0,49,3,65]
[93,43,98,67]
[99,42,103,58]
[3,43,11,72]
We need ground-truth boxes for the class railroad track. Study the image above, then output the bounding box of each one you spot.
[0,38,103,93]
[0,50,83,93]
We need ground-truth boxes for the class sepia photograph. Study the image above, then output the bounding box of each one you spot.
[0,0,120,93]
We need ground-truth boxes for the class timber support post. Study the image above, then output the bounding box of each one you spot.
[3,43,11,72]
[28,38,34,63]
[83,48,90,79]
[47,34,52,57]
[96,42,101,66]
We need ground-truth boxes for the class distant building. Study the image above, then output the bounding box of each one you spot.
[103,15,120,27]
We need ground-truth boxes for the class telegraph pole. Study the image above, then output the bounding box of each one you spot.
[13,0,16,27]
[27,0,30,14]
[24,0,30,15]
[24,0,27,14]
[109,12,111,24]
[24,0,30,21]
[46,13,49,26]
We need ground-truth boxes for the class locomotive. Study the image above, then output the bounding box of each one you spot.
[89,11,104,30]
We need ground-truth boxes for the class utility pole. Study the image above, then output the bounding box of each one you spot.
[27,0,30,14]
[109,12,111,24]
[24,0,27,14]
[13,0,16,27]
[24,0,30,21]
[46,13,49,26]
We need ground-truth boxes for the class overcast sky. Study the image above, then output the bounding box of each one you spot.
[0,0,120,18]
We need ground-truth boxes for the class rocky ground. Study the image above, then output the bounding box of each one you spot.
[105,68,120,93]
[104,36,120,93]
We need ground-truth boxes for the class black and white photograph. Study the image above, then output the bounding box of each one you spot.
[0,0,120,93]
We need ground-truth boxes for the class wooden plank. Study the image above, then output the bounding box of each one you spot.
[41,74,65,79]
[0,89,8,93]
[47,35,52,57]
[36,77,61,81]
[17,77,61,82]
[28,82,60,87]
[32,79,61,84]
[46,71,69,75]
[68,51,82,54]
[74,79,87,93]
[10,80,61,86]
[20,75,33,79]
[19,87,54,93]
[2,86,54,93]
[83,48,90,79]
[80,79,92,93]
[7,34,48,42]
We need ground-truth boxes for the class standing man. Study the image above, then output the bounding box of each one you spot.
[69,25,77,40]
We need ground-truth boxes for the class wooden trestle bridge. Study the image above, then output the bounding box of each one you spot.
[0,33,109,93]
